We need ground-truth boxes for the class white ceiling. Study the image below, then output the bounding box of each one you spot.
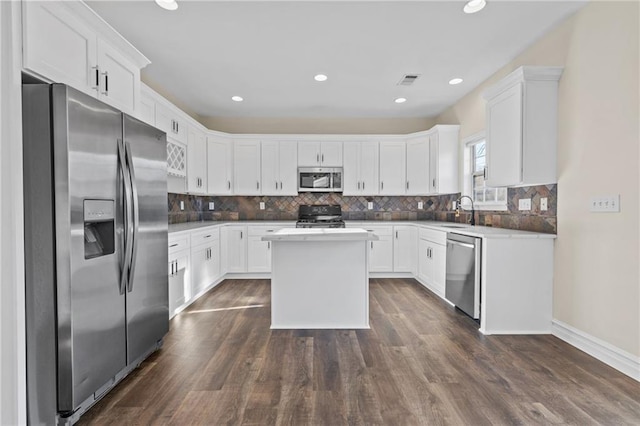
[87,1,585,119]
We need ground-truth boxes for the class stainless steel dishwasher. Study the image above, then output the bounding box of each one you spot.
[445,233,481,320]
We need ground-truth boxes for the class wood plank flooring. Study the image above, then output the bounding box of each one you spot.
[79,279,640,425]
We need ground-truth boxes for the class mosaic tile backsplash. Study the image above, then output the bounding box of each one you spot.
[168,184,557,234]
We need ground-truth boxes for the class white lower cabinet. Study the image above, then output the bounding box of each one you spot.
[362,226,393,273]
[168,233,190,319]
[190,228,220,296]
[247,226,282,272]
[393,226,417,273]
[221,225,247,273]
[417,228,447,297]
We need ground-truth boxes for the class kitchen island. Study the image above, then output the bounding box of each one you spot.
[262,228,378,329]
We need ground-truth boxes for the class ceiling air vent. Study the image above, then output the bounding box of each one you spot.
[397,74,420,86]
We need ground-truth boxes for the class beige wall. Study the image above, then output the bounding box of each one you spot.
[198,116,435,135]
[437,1,639,356]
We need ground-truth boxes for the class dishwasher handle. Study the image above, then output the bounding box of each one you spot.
[448,240,475,249]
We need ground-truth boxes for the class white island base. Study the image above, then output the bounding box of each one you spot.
[263,228,377,329]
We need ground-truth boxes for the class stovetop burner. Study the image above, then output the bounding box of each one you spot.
[296,204,345,228]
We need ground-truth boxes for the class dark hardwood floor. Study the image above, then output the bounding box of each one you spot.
[79,278,640,425]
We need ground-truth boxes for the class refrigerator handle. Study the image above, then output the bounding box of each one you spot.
[117,139,132,295]
[125,141,140,293]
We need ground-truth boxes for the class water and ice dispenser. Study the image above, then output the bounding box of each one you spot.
[83,199,115,259]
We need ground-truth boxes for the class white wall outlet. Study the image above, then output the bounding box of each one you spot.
[452,200,457,210]
[209,202,215,210]
[540,197,548,211]
[518,198,531,211]
[367,202,373,210]
[418,201,424,209]
[259,202,265,210]
[180,200,184,210]
[590,195,620,212]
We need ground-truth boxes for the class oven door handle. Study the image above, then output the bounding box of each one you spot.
[447,240,475,250]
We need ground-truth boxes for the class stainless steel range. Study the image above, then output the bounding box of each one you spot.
[296,205,346,228]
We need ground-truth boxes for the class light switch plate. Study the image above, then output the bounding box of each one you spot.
[259,202,265,210]
[590,195,620,212]
[418,201,424,209]
[540,197,548,211]
[209,202,215,210]
[518,198,531,211]
[180,200,184,211]
[367,202,373,210]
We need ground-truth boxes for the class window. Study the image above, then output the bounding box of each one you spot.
[463,133,507,210]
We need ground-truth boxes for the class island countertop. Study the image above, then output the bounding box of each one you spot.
[262,227,379,242]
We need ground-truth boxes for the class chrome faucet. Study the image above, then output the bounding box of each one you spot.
[455,195,476,226]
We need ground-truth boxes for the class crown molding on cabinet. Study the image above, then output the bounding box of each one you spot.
[483,66,563,101]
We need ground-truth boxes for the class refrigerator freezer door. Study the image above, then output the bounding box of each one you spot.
[123,114,169,364]
[51,85,127,412]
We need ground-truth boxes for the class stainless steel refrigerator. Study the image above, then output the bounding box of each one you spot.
[23,84,169,425]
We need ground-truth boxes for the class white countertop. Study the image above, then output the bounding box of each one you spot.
[262,227,379,242]
[169,220,556,239]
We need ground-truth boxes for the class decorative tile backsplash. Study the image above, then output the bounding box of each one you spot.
[168,184,557,233]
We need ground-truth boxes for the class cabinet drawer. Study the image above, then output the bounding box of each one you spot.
[168,233,190,254]
[419,228,447,245]
[191,227,220,247]
[248,226,282,237]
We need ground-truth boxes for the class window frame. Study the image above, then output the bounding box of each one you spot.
[462,132,508,211]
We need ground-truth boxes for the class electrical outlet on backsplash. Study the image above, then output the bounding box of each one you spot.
[167,184,557,233]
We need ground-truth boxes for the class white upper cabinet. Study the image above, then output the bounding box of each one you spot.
[483,66,563,187]
[234,139,262,195]
[379,141,406,195]
[298,141,343,167]
[343,142,379,195]
[261,141,298,196]
[139,91,156,127]
[406,136,430,195]
[187,126,207,194]
[22,1,147,116]
[155,102,187,145]
[207,135,234,195]
[428,126,460,194]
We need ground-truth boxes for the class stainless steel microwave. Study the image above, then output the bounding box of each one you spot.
[298,167,343,192]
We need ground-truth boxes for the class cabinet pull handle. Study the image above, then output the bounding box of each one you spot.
[316,153,320,163]
[371,241,373,249]
[275,181,278,190]
[240,231,243,239]
[204,234,211,238]
[381,181,384,190]
[406,181,409,190]
[395,231,398,239]
[268,241,271,249]
[176,121,179,133]
[432,178,436,188]
[280,181,283,189]
[321,153,324,163]
[170,261,174,275]
[357,182,360,190]
[92,66,99,89]
[362,181,365,190]
[484,167,487,180]
[101,71,109,95]
[257,181,260,190]
[169,243,178,247]
[228,181,231,190]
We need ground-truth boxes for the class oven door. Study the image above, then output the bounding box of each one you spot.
[298,168,342,192]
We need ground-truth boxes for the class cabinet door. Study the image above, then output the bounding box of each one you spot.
[342,143,360,195]
[360,142,379,195]
[248,237,271,273]
[191,243,219,296]
[369,235,393,273]
[156,104,187,145]
[432,243,447,296]
[187,127,207,194]
[406,137,429,195]
[429,134,439,194]
[168,250,190,318]
[297,141,321,166]
[418,239,430,283]
[234,140,261,195]
[224,226,247,273]
[261,141,279,195]
[96,39,139,116]
[393,226,417,273]
[22,1,97,96]
[278,141,298,195]
[320,142,343,166]
[486,83,523,186]
[379,141,406,195]
[207,135,233,195]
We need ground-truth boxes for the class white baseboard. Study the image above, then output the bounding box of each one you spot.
[552,319,640,382]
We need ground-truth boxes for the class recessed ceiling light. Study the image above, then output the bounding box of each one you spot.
[231,96,243,102]
[449,78,463,85]
[155,0,178,11]
[464,0,486,14]
[314,74,328,82]
[394,98,407,104]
